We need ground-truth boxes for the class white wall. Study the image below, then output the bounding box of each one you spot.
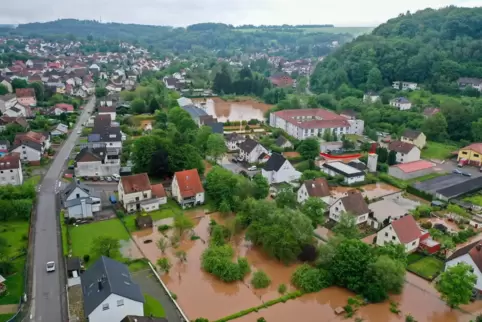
[263,160,301,185]
[329,199,368,224]
[88,293,143,322]
[12,145,41,162]
[297,184,331,204]
[396,147,421,163]
[0,167,23,186]
[376,224,420,252]
[75,161,120,178]
[446,254,482,291]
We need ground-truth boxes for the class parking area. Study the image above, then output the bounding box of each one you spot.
[218,156,259,177]
[435,159,482,177]
[369,193,420,224]
[413,174,470,194]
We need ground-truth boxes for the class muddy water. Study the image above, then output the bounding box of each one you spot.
[193,97,272,122]
[330,183,400,202]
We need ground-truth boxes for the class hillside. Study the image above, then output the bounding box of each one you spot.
[310,6,482,94]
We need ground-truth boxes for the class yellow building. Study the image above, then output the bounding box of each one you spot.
[401,129,426,150]
[458,143,482,166]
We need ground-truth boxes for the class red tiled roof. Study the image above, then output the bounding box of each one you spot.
[99,106,116,113]
[388,140,417,154]
[273,109,350,130]
[120,173,151,194]
[151,184,166,198]
[0,153,20,170]
[391,160,435,173]
[55,103,74,112]
[174,169,204,198]
[303,178,330,198]
[391,215,422,244]
[461,143,482,155]
[15,88,35,98]
[15,131,47,145]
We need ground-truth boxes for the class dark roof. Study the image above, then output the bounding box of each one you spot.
[263,153,287,172]
[303,178,330,198]
[67,257,81,272]
[347,161,367,171]
[81,256,144,317]
[436,176,482,200]
[93,114,111,130]
[339,191,369,216]
[209,122,224,134]
[13,139,42,152]
[225,133,244,142]
[275,136,290,147]
[62,180,93,200]
[388,140,417,154]
[75,147,107,163]
[402,129,422,140]
[181,105,207,118]
[121,316,168,322]
[90,127,121,142]
[0,140,10,147]
[238,138,261,154]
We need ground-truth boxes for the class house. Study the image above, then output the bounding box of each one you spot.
[329,191,370,224]
[376,215,423,252]
[401,129,426,150]
[422,107,440,118]
[75,147,120,179]
[274,136,293,149]
[457,143,482,166]
[118,173,166,213]
[51,123,69,136]
[392,81,418,91]
[387,140,421,164]
[171,169,205,208]
[458,77,482,92]
[269,109,351,140]
[98,106,117,121]
[363,91,380,103]
[177,97,193,107]
[340,112,365,136]
[0,140,10,155]
[81,256,144,322]
[62,180,101,219]
[0,116,28,132]
[0,153,23,186]
[388,160,436,180]
[12,131,50,164]
[121,316,168,322]
[269,73,294,88]
[224,133,245,151]
[261,153,301,185]
[390,97,412,110]
[238,138,269,164]
[3,102,30,117]
[446,240,482,298]
[297,177,331,204]
[52,103,74,115]
[89,127,122,149]
[0,94,16,112]
[322,161,365,185]
[15,88,36,106]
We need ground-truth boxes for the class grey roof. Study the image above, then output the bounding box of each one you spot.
[81,256,144,317]
[436,176,482,200]
[65,197,98,208]
[238,138,261,154]
[62,180,98,200]
[13,140,42,152]
[392,97,410,104]
[275,136,290,147]
[402,129,422,140]
[209,122,224,134]
[88,133,101,142]
[181,105,207,118]
[67,257,81,271]
[0,140,10,147]
[264,153,287,172]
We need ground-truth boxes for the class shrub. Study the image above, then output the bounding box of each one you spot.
[170,292,177,300]
[420,222,432,229]
[278,283,287,294]
[257,318,266,322]
[291,264,333,293]
[201,245,250,282]
[190,234,200,240]
[251,270,271,289]
[157,224,171,232]
[405,314,417,322]
[344,304,354,318]
[83,254,90,263]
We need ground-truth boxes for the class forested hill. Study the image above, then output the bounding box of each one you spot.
[1,20,350,58]
[310,6,482,94]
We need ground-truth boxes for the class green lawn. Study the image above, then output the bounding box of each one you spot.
[421,141,458,160]
[0,259,25,305]
[407,252,424,265]
[60,211,69,256]
[127,259,150,272]
[70,219,130,258]
[123,208,177,232]
[464,194,482,207]
[143,294,165,318]
[0,314,15,322]
[406,172,447,184]
[407,256,444,280]
[78,137,88,144]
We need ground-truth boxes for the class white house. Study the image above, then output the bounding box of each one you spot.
[274,136,293,149]
[118,173,166,213]
[0,94,17,113]
[458,78,482,92]
[340,111,365,136]
[98,106,117,121]
[363,91,380,103]
[177,97,193,107]
[225,133,245,151]
[62,180,101,219]
[446,240,482,297]
[238,138,269,164]
[172,169,205,209]
[3,102,29,117]
[321,161,365,185]
[387,140,421,164]
[376,215,422,253]
[329,191,370,224]
[390,97,412,110]
[51,123,69,136]
[261,153,301,185]
[88,127,122,150]
[0,153,23,186]
[392,81,418,91]
[12,131,50,164]
[74,147,120,178]
[297,177,331,204]
[81,256,144,322]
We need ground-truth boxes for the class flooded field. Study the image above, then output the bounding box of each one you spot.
[130,212,482,322]
[193,97,272,122]
[331,183,400,202]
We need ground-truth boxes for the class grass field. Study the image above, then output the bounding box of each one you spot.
[407,252,424,265]
[60,211,68,256]
[127,259,150,273]
[464,194,482,207]
[123,207,177,232]
[143,294,165,317]
[0,314,14,322]
[70,219,130,258]
[421,141,458,160]
[236,26,373,36]
[407,256,444,280]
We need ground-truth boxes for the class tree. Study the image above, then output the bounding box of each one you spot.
[149,97,160,113]
[275,188,297,209]
[301,197,326,227]
[297,138,320,160]
[195,126,212,156]
[205,166,239,211]
[157,238,168,254]
[157,258,172,274]
[206,133,227,162]
[29,82,45,102]
[91,236,121,259]
[366,67,383,91]
[95,87,108,97]
[422,112,448,142]
[333,212,360,239]
[0,84,8,95]
[173,213,194,237]
[322,129,332,142]
[437,263,476,308]
[130,98,147,114]
[252,174,269,200]
[374,243,408,267]
[387,150,397,165]
[291,264,332,293]
[11,78,28,91]
[365,255,405,299]
[131,135,164,173]
[472,118,482,142]
[251,270,271,289]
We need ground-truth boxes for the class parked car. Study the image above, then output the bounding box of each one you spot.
[46,261,56,273]
[111,174,120,181]
[453,169,462,175]
[248,166,257,171]
[231,158,238,163]
[106,177,112,182]
[462,172,472,177]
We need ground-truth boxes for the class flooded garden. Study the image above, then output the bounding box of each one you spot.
[193,97,272,122]
[129,210,482,322]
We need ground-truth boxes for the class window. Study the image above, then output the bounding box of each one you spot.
[475,154,480,158]
[102,303,109,311]
[412,241,416,246]
[392,236,396,241]
[335,207,339,211]
[10,170,12,173]
[76,193,80,199]
[462,151,468,155]
[385,232,388,237]
[117,299,124,307]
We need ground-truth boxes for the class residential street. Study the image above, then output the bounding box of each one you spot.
[29,97,95,322]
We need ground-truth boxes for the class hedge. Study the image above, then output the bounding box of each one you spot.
[378,173,407,189]
[406,185,433,201]
[213,291,303,322]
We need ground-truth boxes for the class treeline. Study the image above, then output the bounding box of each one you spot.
[310,6,482,94]
[0,181,36,221]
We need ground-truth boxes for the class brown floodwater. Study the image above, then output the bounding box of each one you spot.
[330,183,400,202]
[130,213,482,322]
[193,97,272,122]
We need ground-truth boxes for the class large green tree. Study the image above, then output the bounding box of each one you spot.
[252,174,269,200]
[297,138,320,160]
[206,133,227,162]
[422,112,448,142]
[301,197,326,227]
[130,98,147,114]
[332,212,360,239]
[437,263,477,308]
[275,188,297,209]
[205,166,239,211]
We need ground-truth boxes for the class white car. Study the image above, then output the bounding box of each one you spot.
[46,261,56,272]
[111,174,120,181]
[248,166,257,171]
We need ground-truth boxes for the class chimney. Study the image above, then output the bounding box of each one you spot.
[477,244,482,251]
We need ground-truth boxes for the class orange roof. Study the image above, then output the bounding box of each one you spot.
[391,215,422,244]
[15,131,47,145]
[391,160,435,173]
[15,88,35,98]
[461,143,482,155]
[174,169,204,198]
[151,184,166,198]
[120,173,151,194]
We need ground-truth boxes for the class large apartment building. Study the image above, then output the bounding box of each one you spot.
[269,109,350,140]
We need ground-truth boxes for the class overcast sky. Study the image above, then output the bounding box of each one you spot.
[0,0,481,27]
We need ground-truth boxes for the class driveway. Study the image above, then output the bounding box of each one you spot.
[218,156,259,177]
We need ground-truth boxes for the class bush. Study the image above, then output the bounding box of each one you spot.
[278,283,287,294]
[83,254,90,263]
[251,270,271,289]
[190,234,200,240]
[420,222,432,229]
[201,245,250,282]
[170,292,177,300]
[291,264,333,293]
[406,185,433,201]
[157,224,171,232]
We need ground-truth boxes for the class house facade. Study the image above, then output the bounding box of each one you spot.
[75,147,120,178]
[322,161,365,185]
[458,78,482,92]
[392,81,418,91]
[0,153,23,186]
[457,143,482,166]
[329,191,370,224]
[15,88,36,106]
[224,133,245,151]
[171,169,205,208]
[401,129,426,150]
[118,173,165,213]
[390,97,412,110]
[12,131,50,164]
[261,153,301,185]
[446,240,482,297]
[376,215,422,252]
[238,138,269,164]
[363,92,380,103]
[297,177,331,204]
[388,140,421,164]
[62,181,101,219]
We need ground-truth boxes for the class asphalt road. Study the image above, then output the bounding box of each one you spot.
[29,97,95,322]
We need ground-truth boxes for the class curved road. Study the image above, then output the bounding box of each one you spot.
[29,97,95,322]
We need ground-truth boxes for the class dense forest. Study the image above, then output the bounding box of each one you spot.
[1,20,350,59]
[310,6,482,94]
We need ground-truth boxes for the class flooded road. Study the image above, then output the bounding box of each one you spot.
[193,97,272,122]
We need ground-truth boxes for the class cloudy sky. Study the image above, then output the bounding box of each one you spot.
[0,0,481,27]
